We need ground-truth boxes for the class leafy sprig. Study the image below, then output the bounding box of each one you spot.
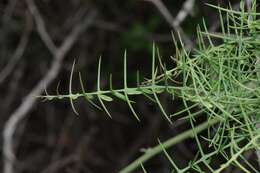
[39,1,260,172]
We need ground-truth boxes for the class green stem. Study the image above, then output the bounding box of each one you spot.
[119,117,221,173]
[39,85,193,99]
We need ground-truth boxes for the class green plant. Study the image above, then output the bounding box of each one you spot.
[40,1,260,172]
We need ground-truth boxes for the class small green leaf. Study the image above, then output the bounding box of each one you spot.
[127,90,143,95]
[99,94,113,102]
[113,91,126,100]
[153,88,164,93]
[71,94,80,100]
[85,94,94,99]
[46,96,54,100]
[202,101,213,109]
[112,91,129,102]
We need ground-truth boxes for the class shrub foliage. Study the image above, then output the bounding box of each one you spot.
[41,1,260,172]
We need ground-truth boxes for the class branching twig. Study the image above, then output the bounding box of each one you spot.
[26,0,57,54]
[144,0,194,49]
[2,0,97,172]
[174,0,195,27]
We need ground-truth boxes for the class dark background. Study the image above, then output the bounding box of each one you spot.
[0,0,243,173]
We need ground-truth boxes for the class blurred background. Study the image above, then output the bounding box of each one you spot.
[0,0,243,173]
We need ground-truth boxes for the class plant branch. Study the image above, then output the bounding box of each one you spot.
[119,117,221,173]
[26,0,57,54]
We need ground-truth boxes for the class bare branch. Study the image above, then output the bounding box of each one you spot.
[26,0,57,54]
[2,1,97,171]
[174,0,195,27]
[3,62,25,112]
[144,0,194,49]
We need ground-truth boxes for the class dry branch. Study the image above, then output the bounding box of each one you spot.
[144,0,194,49]
[2,0,97,172]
